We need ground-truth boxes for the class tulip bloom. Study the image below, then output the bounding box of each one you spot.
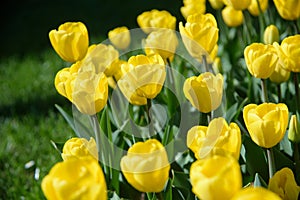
[42,158,107,200]
[288,115,300,143]
[55,62,109,115]
[179,13,219,63]
[187,117,241,160]
[190,155,242,200]
[118,54,166,105]
[108,26,131,50]
[263,25,279,45]
[120,139,170,192]
[268,167,300,200]
[183,72,223,113]
[180,0,206,19]
[244,43,278,79]
[274,35,300,72]
[137,9,176,34]
[273,0,300,20]
[243,103,289,148]
[144,29,178,61]
[49,22,89,63]
[248,0,268,16]
[269,61,290,84]
[231,187,282,200]
[223,0,251,10]
[208,0,224,10]
[61,137,98,161]
[82,44,120,77]
[221,6,244,27]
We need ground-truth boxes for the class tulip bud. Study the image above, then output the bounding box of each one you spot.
[268,167,300,200]
[118,54,166,105]
[120,139,170,192]
[273,0,300,20]
[231,187,282,200]
[137,9,176,34]
[248,0,268,16]
[61,137,98,161]
[180,0,206,19]
[187,117,241,160]
[288,115,300,143]
[42,158,107,200]
[82,44,120,77]
[243,103,289,148]
[264,25,279,45]
[144,28,178,61]
[49,22,89,63]
[244,43,278,79]
[269,61,290,84]
[108,26,131,50]
[274,35,300,73]
[190,155,242,200]
[183,72,224,113]
[179,13,219,63]
[221,6,244,27]
[223,0,251,10]
[208,0,224,10]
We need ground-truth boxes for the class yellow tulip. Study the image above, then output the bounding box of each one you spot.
[288,115,300,143]
[183,72,224,113]
[269,61,290,84]
[61,137,98,161]
[137,9,176,34]
[268,167,300,200]
[248,0,268,16]
[223,0,251,10]
[120,139,170,192]
[274,35,300,72]
[41,158,107,200]
[221,6,244,27]
[118,54,166,105]
[244,43,278,79]
[264,25,279,45]
[231,187,282,200]
[82,44,120,76]
[273,0,300,20]
[187,117,241,160]
[55,61,109,115]
[54,61,81,101]
[190,155,242,200]
[144,29,178,61]
[49,22,89,63]
[108,26,131,50]
[72,70,108,115]
[180,0,206,19]
[208,0,224,10]
[179,13,219,63]
[243,103,289,148]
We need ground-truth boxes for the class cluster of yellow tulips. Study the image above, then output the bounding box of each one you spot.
[42,0,300,199]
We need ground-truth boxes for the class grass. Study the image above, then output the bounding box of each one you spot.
[0,50,75,199]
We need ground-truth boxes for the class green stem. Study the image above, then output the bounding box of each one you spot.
[145,98,153,139]
[261,79,269,102]
[266,148,276,178]
[277,84,282,103]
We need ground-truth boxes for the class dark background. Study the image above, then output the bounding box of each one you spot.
[0,0,184,57]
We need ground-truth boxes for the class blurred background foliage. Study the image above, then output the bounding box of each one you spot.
[0,0,184,57]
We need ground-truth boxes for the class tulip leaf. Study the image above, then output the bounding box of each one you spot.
[253,173,267,188]
[242,135,269,182]
[50,140,64,154]
[273,147,294,171]
[55,104,93,139]
[164,178,173,200]
[172,170,192,190]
